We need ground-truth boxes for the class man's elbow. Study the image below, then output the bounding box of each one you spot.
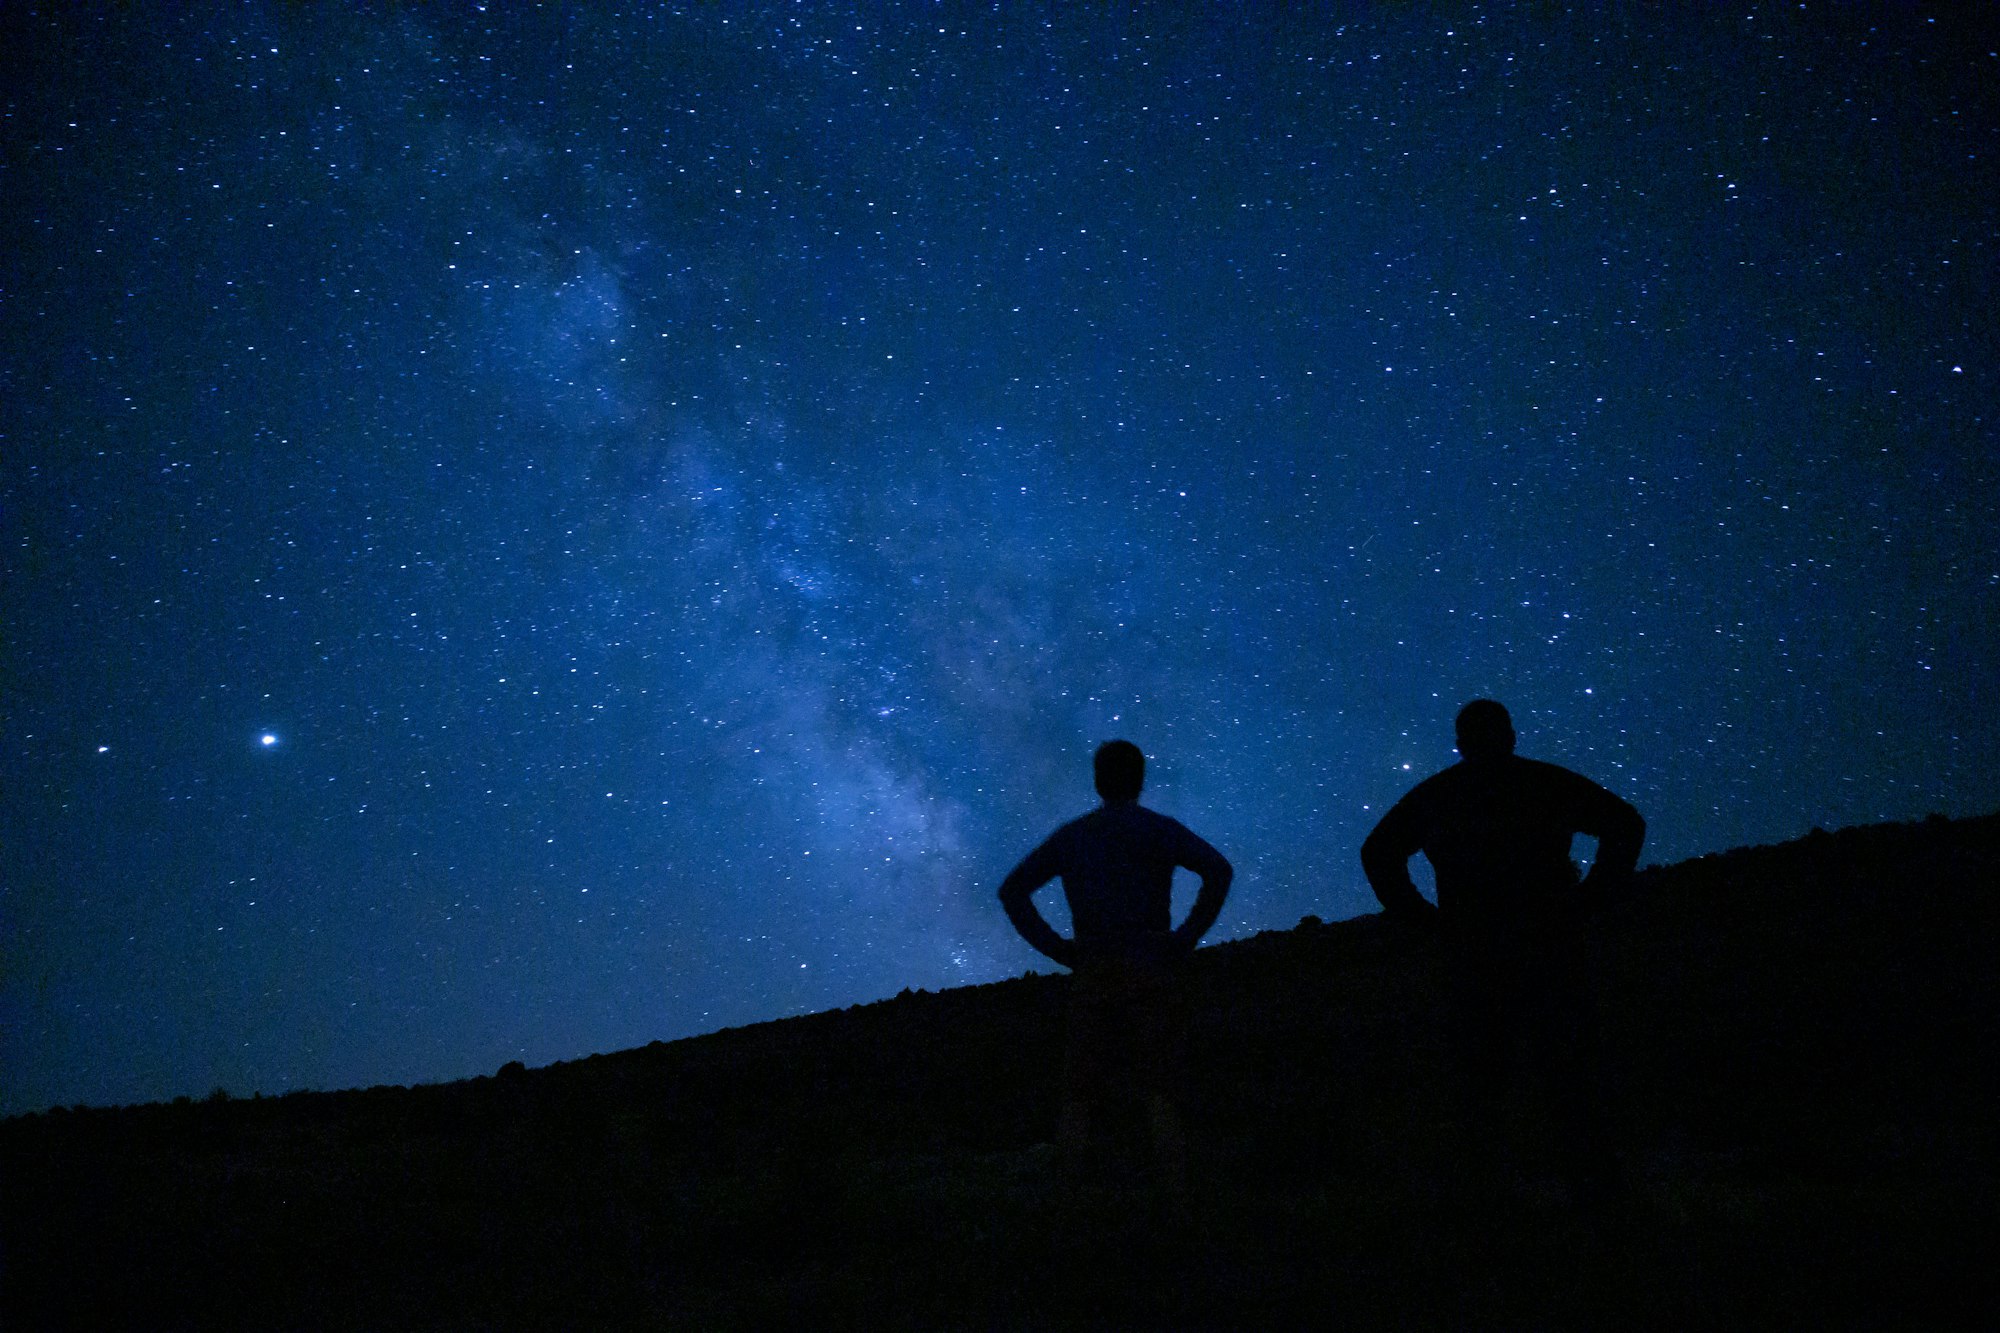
[1595,807,1645,877]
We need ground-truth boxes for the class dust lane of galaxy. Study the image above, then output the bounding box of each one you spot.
[3,5,1994,1114]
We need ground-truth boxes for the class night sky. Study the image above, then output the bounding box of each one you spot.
[4,5,1995,1116]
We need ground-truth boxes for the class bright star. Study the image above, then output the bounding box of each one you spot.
[260,734,278,747]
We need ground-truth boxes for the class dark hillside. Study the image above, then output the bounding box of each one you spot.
[6,812,1997,1330]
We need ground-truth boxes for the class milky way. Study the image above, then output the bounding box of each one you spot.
[4,5,1995,1113]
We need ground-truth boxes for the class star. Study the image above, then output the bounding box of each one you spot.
[4,2,1993,1118]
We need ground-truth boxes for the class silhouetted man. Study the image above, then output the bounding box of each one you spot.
[1361,699,1644,1202]
[998,740,1233,1200]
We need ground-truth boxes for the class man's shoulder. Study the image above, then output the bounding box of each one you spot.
[1064,802,1197,841]
[1128,802,1207,841]
[1512,755,1610,793]
[1398,764,1468,805]
[1049,805,1125,843]
[1056,805,1111,833]
[1394,758,1548,811]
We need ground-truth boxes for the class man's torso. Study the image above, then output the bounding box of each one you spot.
[1044,803,1198,954]
[1405,757,1598,917]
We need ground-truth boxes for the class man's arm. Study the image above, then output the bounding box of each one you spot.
[1169,827,1234,953]
[997,837,1080,969]
[1360,794,1440,923]
[1568,774,1645,891]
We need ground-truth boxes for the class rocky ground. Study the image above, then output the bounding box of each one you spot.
[6,811,1997,1329]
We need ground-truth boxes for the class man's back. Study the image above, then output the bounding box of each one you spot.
[1029,801,1226,951]
[1363,753,1644,922]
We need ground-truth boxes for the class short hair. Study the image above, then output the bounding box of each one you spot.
[1093,740,1145,801]
[1454,699,1516,760]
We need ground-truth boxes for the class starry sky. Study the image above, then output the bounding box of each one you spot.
[4,4,1995,1116]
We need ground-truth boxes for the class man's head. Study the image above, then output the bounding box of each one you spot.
[1094,740,1145,803]
[1454,699,1516,761]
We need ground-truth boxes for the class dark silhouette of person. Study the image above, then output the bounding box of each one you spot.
[998,740,1233,1200]
[1361,699,1645,1203]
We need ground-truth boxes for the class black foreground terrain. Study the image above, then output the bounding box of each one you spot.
[6,812,1997,1330]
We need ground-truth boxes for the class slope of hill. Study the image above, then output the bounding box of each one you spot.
[6,812,1997,1330]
